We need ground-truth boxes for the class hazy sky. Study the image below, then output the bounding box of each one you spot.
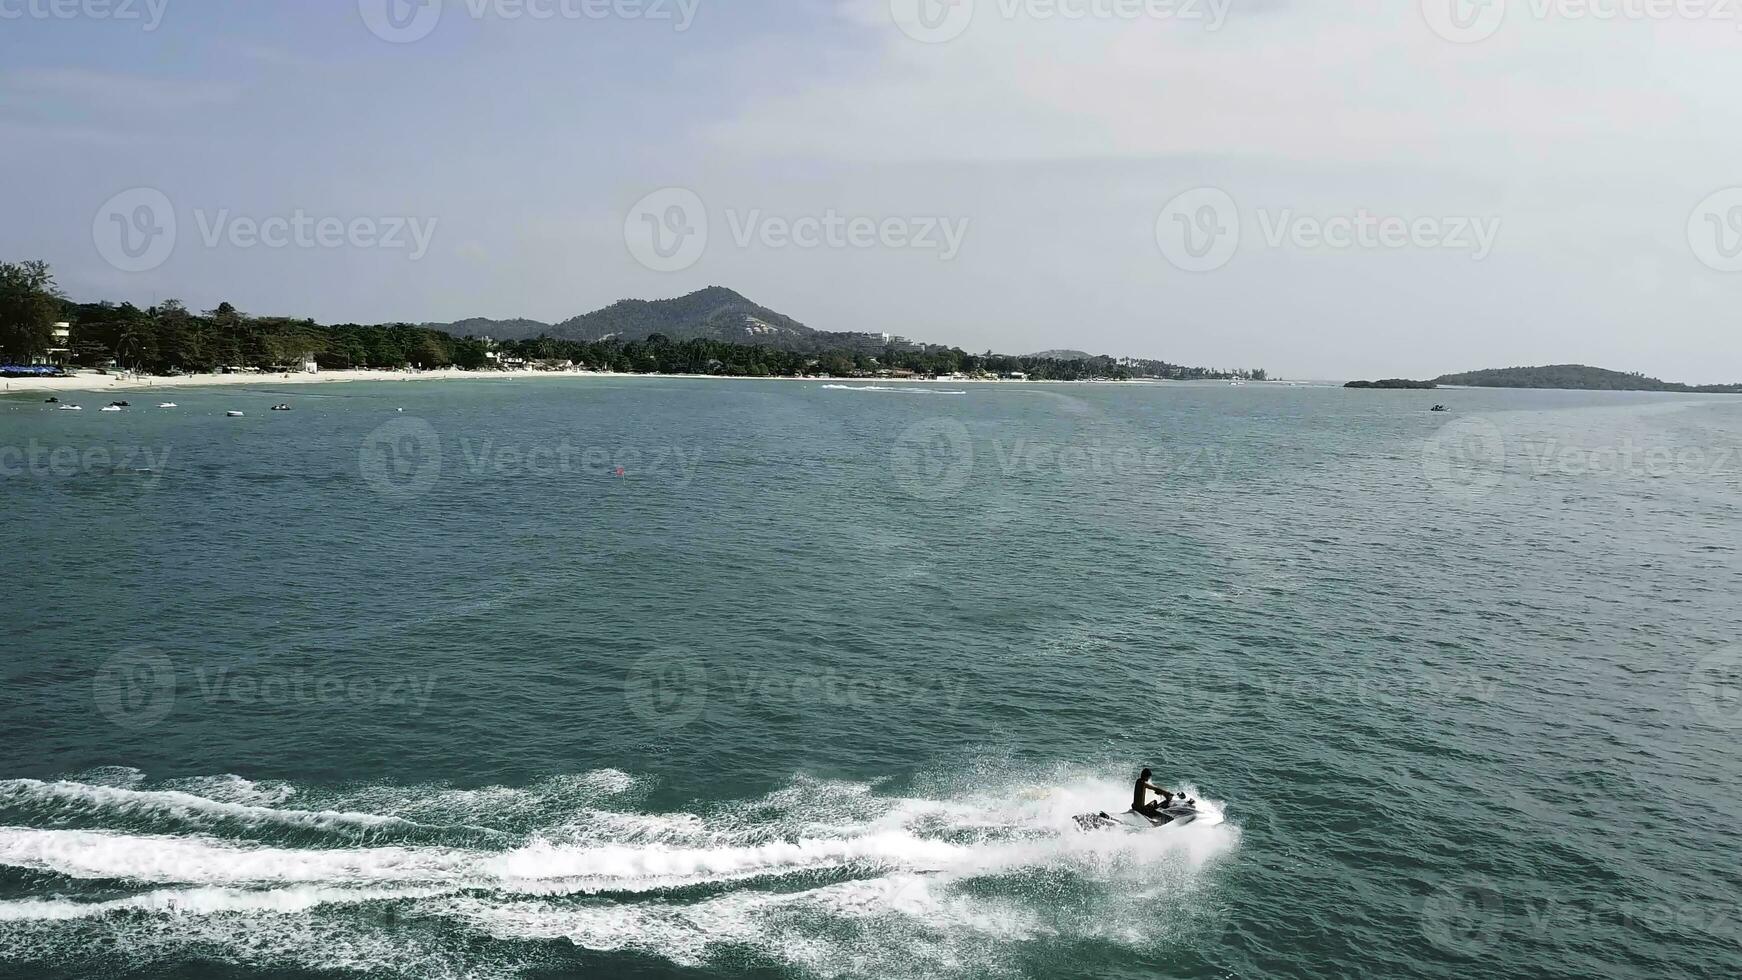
[3,0,1740,381]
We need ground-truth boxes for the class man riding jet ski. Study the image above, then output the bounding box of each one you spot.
[1073,768,1204,831]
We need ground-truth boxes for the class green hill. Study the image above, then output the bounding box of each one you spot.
[1434,364,1742,394]
[426,287,819,348]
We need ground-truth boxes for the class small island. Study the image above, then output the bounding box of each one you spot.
[1344,379,1438,389]
[1433,365,1742,393]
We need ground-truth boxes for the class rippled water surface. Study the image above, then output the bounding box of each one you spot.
[1,379,1738,979]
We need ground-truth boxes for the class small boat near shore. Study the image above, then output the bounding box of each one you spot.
[226,410,245,418]
[158,402,177,409]
[59,404,82,411]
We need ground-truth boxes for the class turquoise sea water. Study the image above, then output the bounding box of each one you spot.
[1,378,1738,979]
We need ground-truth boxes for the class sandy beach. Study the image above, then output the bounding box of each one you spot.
[0,369,1216,398]
[0,367,549,396]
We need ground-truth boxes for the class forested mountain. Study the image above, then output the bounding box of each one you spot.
[433,287,818,347]
[2,260,1264,381]
[1434,365,1742,393]
[431,317,551,339]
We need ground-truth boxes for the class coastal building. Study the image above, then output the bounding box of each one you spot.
[299,351,319,374]
[42,323,71,366]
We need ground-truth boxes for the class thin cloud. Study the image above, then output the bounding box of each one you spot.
[4,68,243,115]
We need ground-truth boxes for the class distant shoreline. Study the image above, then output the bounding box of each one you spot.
[0,368,1252,397]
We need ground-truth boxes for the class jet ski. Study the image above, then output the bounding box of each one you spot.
[1073,801,1218,832]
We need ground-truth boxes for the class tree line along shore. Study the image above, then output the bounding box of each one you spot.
[1,261,1267,384]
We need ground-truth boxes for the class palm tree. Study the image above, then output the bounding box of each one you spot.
[114,323,145,371]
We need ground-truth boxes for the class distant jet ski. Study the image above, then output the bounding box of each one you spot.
[1073,802,1217,832]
